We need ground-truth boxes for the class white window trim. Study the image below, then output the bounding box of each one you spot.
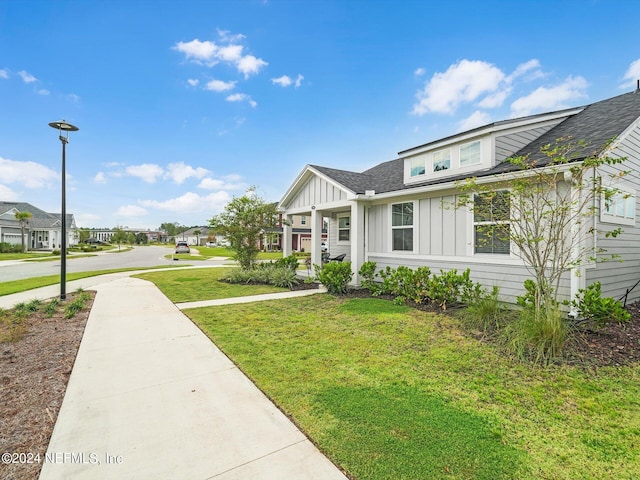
[432,148,451,173]
[459,140,482,167]
[391,201,415,252]
[337,214,351,244]
[471,191,511,256]
[600,188,636,226]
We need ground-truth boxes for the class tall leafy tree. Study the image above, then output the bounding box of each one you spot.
[209,187,278,270]
[111,227,127,251]
[14,211,32,253]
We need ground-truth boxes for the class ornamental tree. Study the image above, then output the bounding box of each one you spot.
[209,187,279,270]
[454,138,628,313]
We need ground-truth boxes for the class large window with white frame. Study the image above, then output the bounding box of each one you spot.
[474,191,510,254]
[410,156,426,177]
[337,215,350,242]
[460,140,481,167]
[392,202,414,251]
[601,188,636,225]
[433,148,451,172]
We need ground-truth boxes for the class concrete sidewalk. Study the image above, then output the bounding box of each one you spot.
[37,276,346,480]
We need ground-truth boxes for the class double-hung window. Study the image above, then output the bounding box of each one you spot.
[474,191,510,254]
[338,216,350,242]
[392,202,414,251]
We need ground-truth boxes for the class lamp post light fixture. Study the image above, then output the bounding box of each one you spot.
[49,120,79,300]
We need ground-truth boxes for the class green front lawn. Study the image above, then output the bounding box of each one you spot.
[134,267,289,303]
[185,295,640,480]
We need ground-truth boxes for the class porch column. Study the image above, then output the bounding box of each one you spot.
[350,201,365,285]
[282,214,293,256]
[310,207,323,268]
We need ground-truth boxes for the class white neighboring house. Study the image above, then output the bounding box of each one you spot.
[177,227,213,246]
[0,201,78,250]
[279,90,640,305]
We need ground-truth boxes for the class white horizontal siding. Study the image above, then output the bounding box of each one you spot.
[495,124,559,162]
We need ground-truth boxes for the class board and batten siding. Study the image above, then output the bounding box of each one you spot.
[587,121,640,303]
[365,193,564,304]
[288,176,348,209]
[495,123,560,163]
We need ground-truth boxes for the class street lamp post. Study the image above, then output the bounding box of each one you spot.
[49,120,79,300]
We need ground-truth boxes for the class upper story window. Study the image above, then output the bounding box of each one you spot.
[433,148,450,172]
[410,156,426,177]
[338,215,350,242]
[601,188,636,226]
[474,191,510,254]
[392,202,414,251]
[300,215,307,226]
[460,140,481,167]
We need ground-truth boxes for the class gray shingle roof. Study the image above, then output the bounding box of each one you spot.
[0,201,73,229]
[313,90,640,194]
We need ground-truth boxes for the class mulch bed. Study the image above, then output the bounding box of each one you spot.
[0,292,94,480]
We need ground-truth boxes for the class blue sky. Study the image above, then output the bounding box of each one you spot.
[1,0,639,230]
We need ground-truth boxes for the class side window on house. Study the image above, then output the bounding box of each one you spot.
[410,156,425,177]
[433,148,450,172]
[300,215,307,226]
[602,188,636,225]
[474,191,510,254]
[460,140,481,167]
[338,216,350,241]
[392,202,413,251]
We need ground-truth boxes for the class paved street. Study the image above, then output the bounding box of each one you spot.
[0,246,206,282]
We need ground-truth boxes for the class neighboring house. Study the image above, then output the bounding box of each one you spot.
[279,90,640,304]
[177,227,213,246]
[0,201,78,250]
[83,228,163,243]
[262,214,328,252]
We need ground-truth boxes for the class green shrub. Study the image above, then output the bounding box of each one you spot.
[314,262,353,294]
[358,261,378,292]
[0,242,22,253]
[275,254,300,272]
[503,302,569,365]
[570,282,630,328]
[461,286,508,332]
[44,298,60,317]
[52,249,61,256]
[270,267,299,288]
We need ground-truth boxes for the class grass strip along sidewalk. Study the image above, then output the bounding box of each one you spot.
[181,295,640,480]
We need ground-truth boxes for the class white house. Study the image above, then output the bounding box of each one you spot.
[0,201,78,250]
[279,90,640,304]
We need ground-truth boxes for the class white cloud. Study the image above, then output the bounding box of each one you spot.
[412,59,505,115]
[140,191,231,213]
[226,93,257,107]
[37,89,50,95]
[172,31,267,79]
[0,156,58,188]
[457,110,492,132]
[414,67,426,76]
[18,70,36,83]
[164,162,209,184]
[197,176,246,190]
[172,39,218,65]
[477,89,511,109]
[116,205,148,217]
[205,79,236,92]
[272,75,292,87]
[125,163,164,183]
[621,58,640,89]
[507,59,542,82]
[93,172,107,184]
[66,93,80,103]
[0,184,17,200]
[295,74,304,88]
[187,78,199,87]
[237,55,268,78]
[0,69,8,79]
[510,76,589,117]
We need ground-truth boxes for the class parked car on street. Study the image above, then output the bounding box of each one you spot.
[175,241,190,254]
